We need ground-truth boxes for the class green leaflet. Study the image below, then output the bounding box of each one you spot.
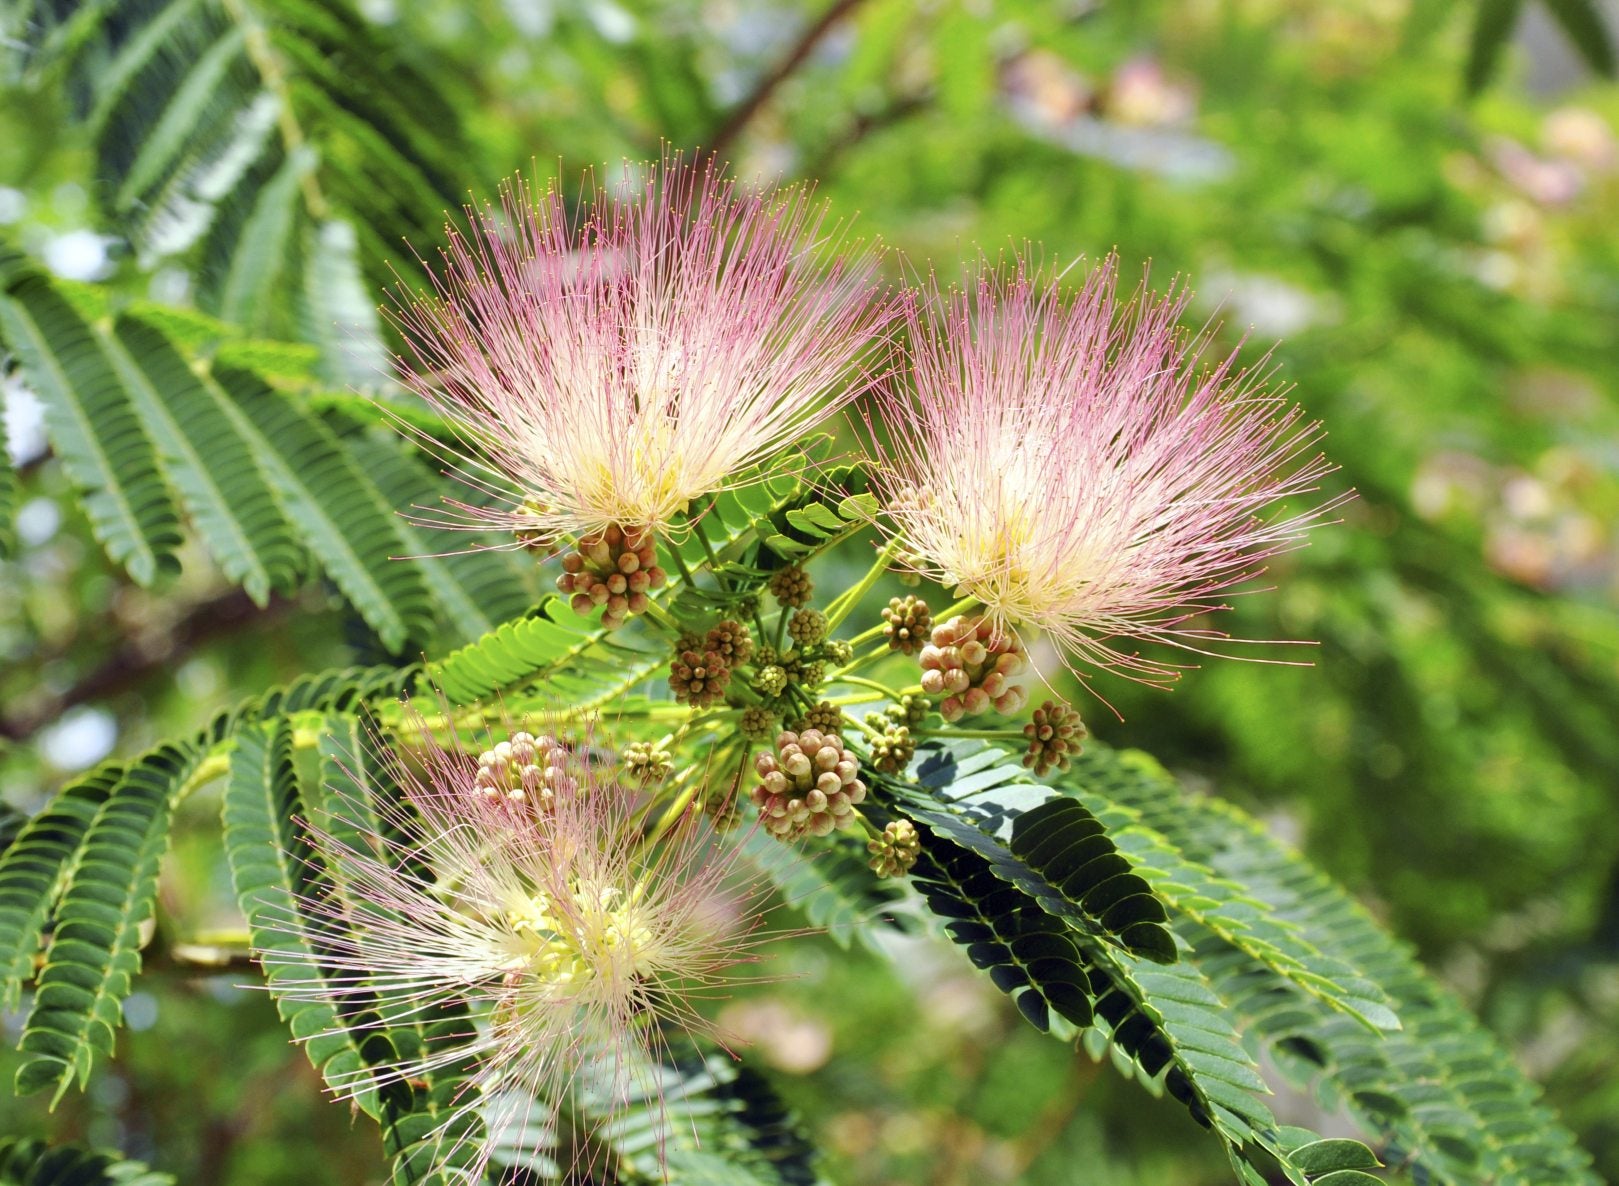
[0,1135,175,1186]
[489,1044,828,1186]
[422,595,670,708]
[14,741,203,1105]
[223,719,391,1120]
[28,0,472,365]
[104,311,305,604]
[210,364,435,652]
[348,434,537,647]
[0,261,184,586]
[1056,745,1600,1186]
[227,717,487,1184]
[879,740,1385,1186]
[0,765,125,1008]
[741,827,914,953]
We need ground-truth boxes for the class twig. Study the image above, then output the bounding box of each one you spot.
[702,0,869,162]
[1,587,289,742]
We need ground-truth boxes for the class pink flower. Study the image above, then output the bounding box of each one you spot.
[393,157,895,544]
[260,713,771,1180]
[870,256,1342,685]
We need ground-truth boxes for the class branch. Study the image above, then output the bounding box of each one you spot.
[702,0,869,162]
[1,586,288,742]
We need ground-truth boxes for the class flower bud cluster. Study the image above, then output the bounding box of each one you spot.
[868,719,916,774]
[881,595,932,654]
[768,565,813,607]
[752,728,867,839]
[1023,700,1088,777]
[475,731,574,809]
[787,608,828,647]
[919,615,1029,722]
[795,700,845,737]
[868,819,921,877]
[891,693,931,729]
[558,525,668,628]
[705,619,755,664]
[669,647,731,707]
[739,706,779,741]
[621,740,673,787]
[752,662,788,697]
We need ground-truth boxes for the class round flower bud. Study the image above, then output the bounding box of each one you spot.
[1023,700,1088,777]
[918,615,1028,722]
[750,728,867,840]
[556,525,668,628]
[768,565,813,608]
[753,664,788,697]
[782,653,826,689]
[669,648,731,707]
[868,819,921,877]
[787,608,829,647]
[739,706,778,741]
[705,619,755,665]
[823,639,854,665]
[869,721,916,775]
[622,740,675,787]
[887,694,931,730]
[797,700,845,737]
[473,730,573,810]
[881,595,932,655]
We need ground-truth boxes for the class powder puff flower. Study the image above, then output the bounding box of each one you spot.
[260,714,770,1180]
[394,157,895,548]
[870,257,1341,684]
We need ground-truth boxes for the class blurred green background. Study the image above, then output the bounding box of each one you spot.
[3,1,1617,1182]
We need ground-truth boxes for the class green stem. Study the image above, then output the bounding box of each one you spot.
[667,542,696,588]
[689,507,729,589]
[918,727,1028,741]
[824,539,900,631]
[640,599,684,637]
[828,673,900,698]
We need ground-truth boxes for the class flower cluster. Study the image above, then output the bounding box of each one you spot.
[473,729,574,809]
[1022,700,1088,777]
[752,728,867,838]
[868,820,922,877]
[557,525,667,628]
[266,715,769,1182]
[394,158,893,549]
[868,257,1338,682]
[919,614,1029,721]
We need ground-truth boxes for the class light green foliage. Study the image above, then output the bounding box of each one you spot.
[34,0,471,376]
[14,742,201,1104]
[2,1,1614,1183]
[0,256,184,585]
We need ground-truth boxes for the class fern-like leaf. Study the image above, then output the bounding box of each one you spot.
[224,719,391,1118]
[347,434,536,647]
[0,256,184,585]
[28,0,472,372]
[210,364,434,652]
[422,595,669,708]
[489,1045,826,1186]
[104,311,305,603]
[14,741,202,1104]
[1058,746,1598,1186]
[880,740,1383,1186]
[742,828,914,953]
[0,764,124,1007]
